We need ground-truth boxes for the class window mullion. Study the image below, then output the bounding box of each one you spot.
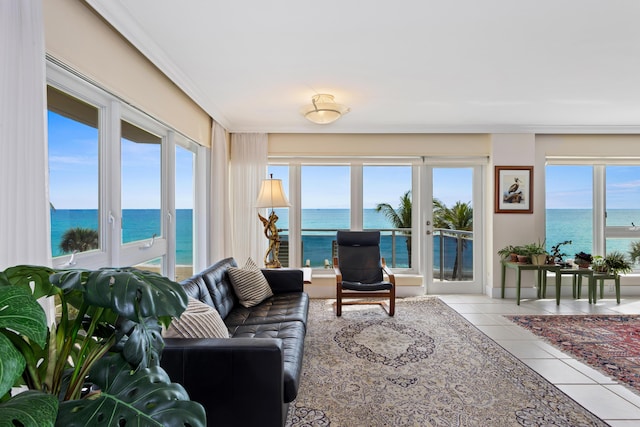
[351,163,363,230]
[593,165,606,255]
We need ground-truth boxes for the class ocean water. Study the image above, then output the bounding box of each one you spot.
[50,209,640,269]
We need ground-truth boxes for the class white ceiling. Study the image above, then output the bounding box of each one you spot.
[88,0,640,134]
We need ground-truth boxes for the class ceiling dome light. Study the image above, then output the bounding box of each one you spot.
[301,94,350,124]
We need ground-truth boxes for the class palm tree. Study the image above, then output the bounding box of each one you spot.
[376,191,412,267]
[59,227,99,254]
[436,201,473,280]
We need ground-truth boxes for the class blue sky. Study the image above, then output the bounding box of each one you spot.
[50,111,640,211]
[48,112,194,209]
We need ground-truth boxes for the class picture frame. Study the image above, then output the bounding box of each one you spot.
[494,166,533,214]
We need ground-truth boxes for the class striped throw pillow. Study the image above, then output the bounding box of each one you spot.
[228,257,274,308]
[163,297,229,339]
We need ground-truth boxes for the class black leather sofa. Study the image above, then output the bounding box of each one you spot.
[161,257,309,427]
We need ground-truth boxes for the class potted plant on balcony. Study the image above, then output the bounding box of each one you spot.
[574,251,593,268]
[0,265,206,427]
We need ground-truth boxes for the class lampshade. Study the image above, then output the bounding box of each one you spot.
[301,94,350,124]
[255,177,291,209]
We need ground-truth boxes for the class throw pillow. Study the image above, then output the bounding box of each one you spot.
[163,297,229,339]
[228,257,273,308]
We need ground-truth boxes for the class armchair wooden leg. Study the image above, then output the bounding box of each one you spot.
[389,288,395,316]
[336,283,342,316]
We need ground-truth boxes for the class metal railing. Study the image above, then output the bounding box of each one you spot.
[280,228,473,281]
[433,228,474,280]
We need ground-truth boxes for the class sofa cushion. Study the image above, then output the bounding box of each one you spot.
[228,258,273,308]
[164,297,229,339]
[227,320,305,403]
[224,292,309,329]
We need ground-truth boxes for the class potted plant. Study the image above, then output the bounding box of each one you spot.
[524,240,548,265]
[574,251,593,268]
[550,240,572,266]
[591,255,607,273]
[0,265,206,427]
[629,240,640,265]
[497,244,520,262]
[603,251,633,276]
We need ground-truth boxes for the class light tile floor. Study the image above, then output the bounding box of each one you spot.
[438,294,640,426]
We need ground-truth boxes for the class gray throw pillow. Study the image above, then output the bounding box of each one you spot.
[228,257,274,308]
[163,297,229,339]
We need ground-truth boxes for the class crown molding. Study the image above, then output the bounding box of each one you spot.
[84,0,231,130]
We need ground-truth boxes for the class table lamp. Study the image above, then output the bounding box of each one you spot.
[255,174,291,268]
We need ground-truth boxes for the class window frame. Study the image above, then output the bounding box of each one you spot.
[268,157,420,273]
[47,61,201,278]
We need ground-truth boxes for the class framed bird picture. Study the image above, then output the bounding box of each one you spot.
[495,166,533,213]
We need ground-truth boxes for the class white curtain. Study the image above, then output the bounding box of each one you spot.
[0,0,51,270]
[230,133,268,265]
[208,120,232,264]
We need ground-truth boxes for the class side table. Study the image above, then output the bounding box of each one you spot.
[501,262,561,305]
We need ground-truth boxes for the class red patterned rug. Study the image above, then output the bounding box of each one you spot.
[508,314,640,394]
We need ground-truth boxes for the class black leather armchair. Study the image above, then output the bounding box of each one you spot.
[333,230,396,316]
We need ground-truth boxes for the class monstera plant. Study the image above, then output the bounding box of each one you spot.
[0,265,205,427]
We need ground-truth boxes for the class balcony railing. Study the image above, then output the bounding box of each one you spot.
[280,228,474,281]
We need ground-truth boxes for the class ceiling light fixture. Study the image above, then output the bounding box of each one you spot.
[301,94,350,124]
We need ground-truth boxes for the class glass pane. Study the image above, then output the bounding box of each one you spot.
[121,121,162,244]
[606,166,640,227]
[268,165,290,266]
[546,165,593,257]
[47,86,100,258]
[132,257,163,276]
[433,168,473,281]
[363,165,412,268]
[176,145,194,279]
[301,165,350,268]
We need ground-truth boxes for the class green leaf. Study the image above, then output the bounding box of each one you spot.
[0,286,48,348]
[83,268,187,322]
[0,333,25,398]
[115,317,164,369]
[0,286,48,397]
[57,354,206,427]
[0,390,58,427]
[3,265,56,299]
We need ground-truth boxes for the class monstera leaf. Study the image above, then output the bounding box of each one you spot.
[113,317,164,369]
[0,390,58,427]
[1,265,56,299]
[57,354,206,427]
[0,285,48,397]
[52,268,187,322]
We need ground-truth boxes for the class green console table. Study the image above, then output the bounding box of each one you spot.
[501,261,561,305]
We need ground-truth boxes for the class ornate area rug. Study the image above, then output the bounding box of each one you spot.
[509,314,640,395]
[286,298,606,427]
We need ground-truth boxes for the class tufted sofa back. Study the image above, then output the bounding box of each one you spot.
[179,257,238,319]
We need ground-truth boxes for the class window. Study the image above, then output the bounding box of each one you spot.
[546,163,640,269]
[47,65,201,276]
[175,143,195,281]
[47,86,100,259]
[120,120,162,245]
[546,165,593,257]
[363,165,412,268]
[301,165,350,268]
[267,161,417,271]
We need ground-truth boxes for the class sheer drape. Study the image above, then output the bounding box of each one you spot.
[230,133,268,265]
[0,0,51,270]
[209,120,232,264]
